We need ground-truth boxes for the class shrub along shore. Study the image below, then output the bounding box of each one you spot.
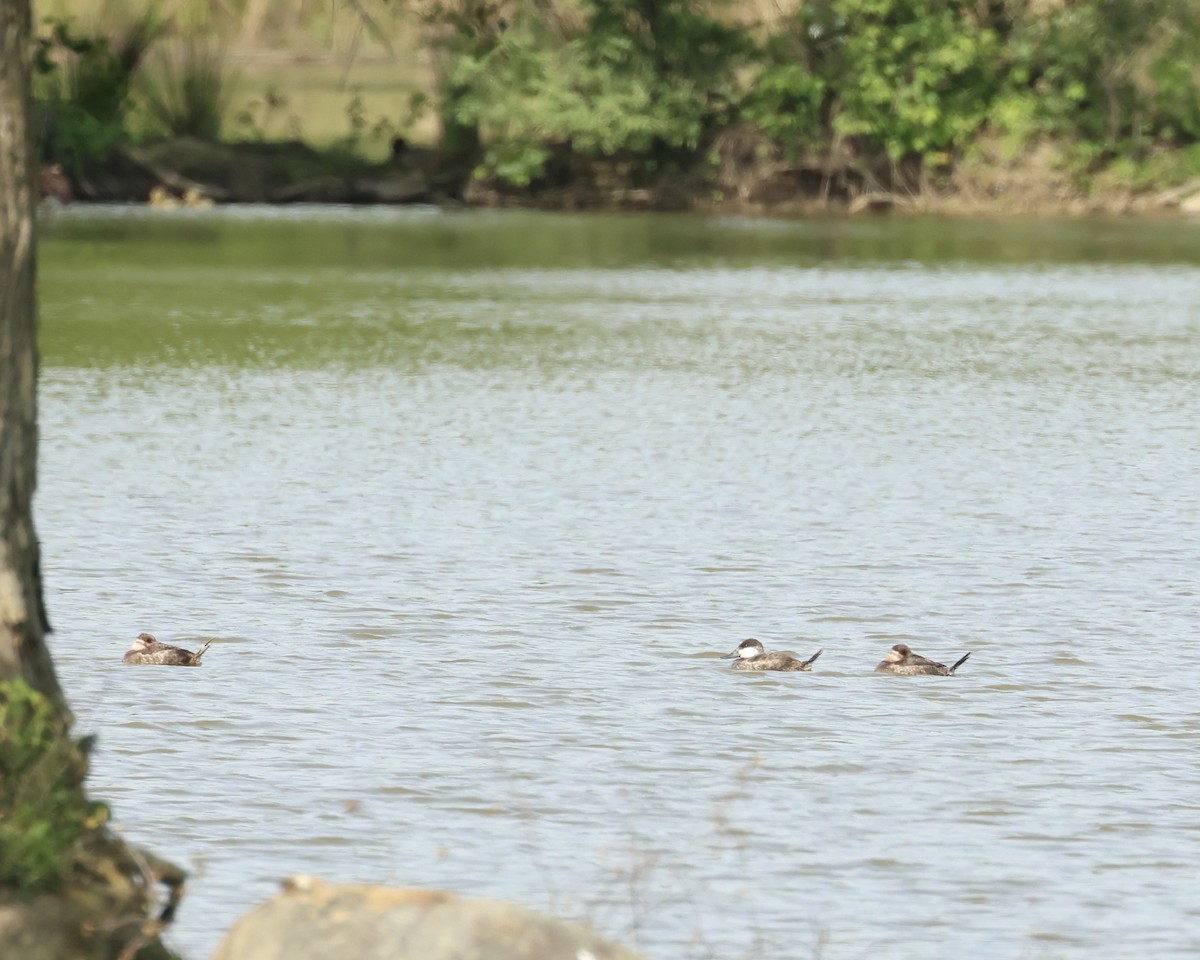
[33,0,1200,217]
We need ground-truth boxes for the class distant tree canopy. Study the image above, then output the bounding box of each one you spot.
[29,0,1200,195]
[431,0,1200,189]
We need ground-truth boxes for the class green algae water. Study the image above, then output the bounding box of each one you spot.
[38,206,1200,960]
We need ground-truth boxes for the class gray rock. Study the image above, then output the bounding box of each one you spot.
[209,875,646,960]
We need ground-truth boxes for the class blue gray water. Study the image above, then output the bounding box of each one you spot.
[39,208,1200,959]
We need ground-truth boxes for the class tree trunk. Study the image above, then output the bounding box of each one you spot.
[0,0,63,710]
[2,7,186,956]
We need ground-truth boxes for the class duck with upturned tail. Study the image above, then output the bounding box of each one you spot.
[721,638,824,672]
[122,633,212,666]
[874,643,970,676]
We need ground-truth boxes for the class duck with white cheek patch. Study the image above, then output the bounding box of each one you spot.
[721,638,823,672]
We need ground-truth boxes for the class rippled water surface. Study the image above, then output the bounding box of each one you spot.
[37,208,1200,959]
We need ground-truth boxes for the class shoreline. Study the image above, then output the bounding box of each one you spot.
[51,136,1200,222]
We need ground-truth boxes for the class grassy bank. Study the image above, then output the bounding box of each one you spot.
[224,56,435,159]
[34,0,436,156]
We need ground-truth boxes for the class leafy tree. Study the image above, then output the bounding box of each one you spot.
[747,0,1002,174]
[435,0,748,186]
[999,0,1200,159]
[33,13,165,173]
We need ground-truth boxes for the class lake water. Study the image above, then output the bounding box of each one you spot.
[37,207,1200,960]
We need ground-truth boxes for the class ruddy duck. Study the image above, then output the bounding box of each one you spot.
[721,638,823,672]
[875,643,969,676]
[122,632,212,666]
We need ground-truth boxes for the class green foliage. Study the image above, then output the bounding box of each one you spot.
[742,0,1200,180]
[746,0,1002,164]
[435,0,748,186]
[34,13,165,172]
[741,60,826,152]
[138,37,237,140]
[21,0,1200,193]
[1107,143,1200,190]
[984,89,1043,160]
[36,100,128,178]
[1001,0,1200,158]
[0,680,108,896]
